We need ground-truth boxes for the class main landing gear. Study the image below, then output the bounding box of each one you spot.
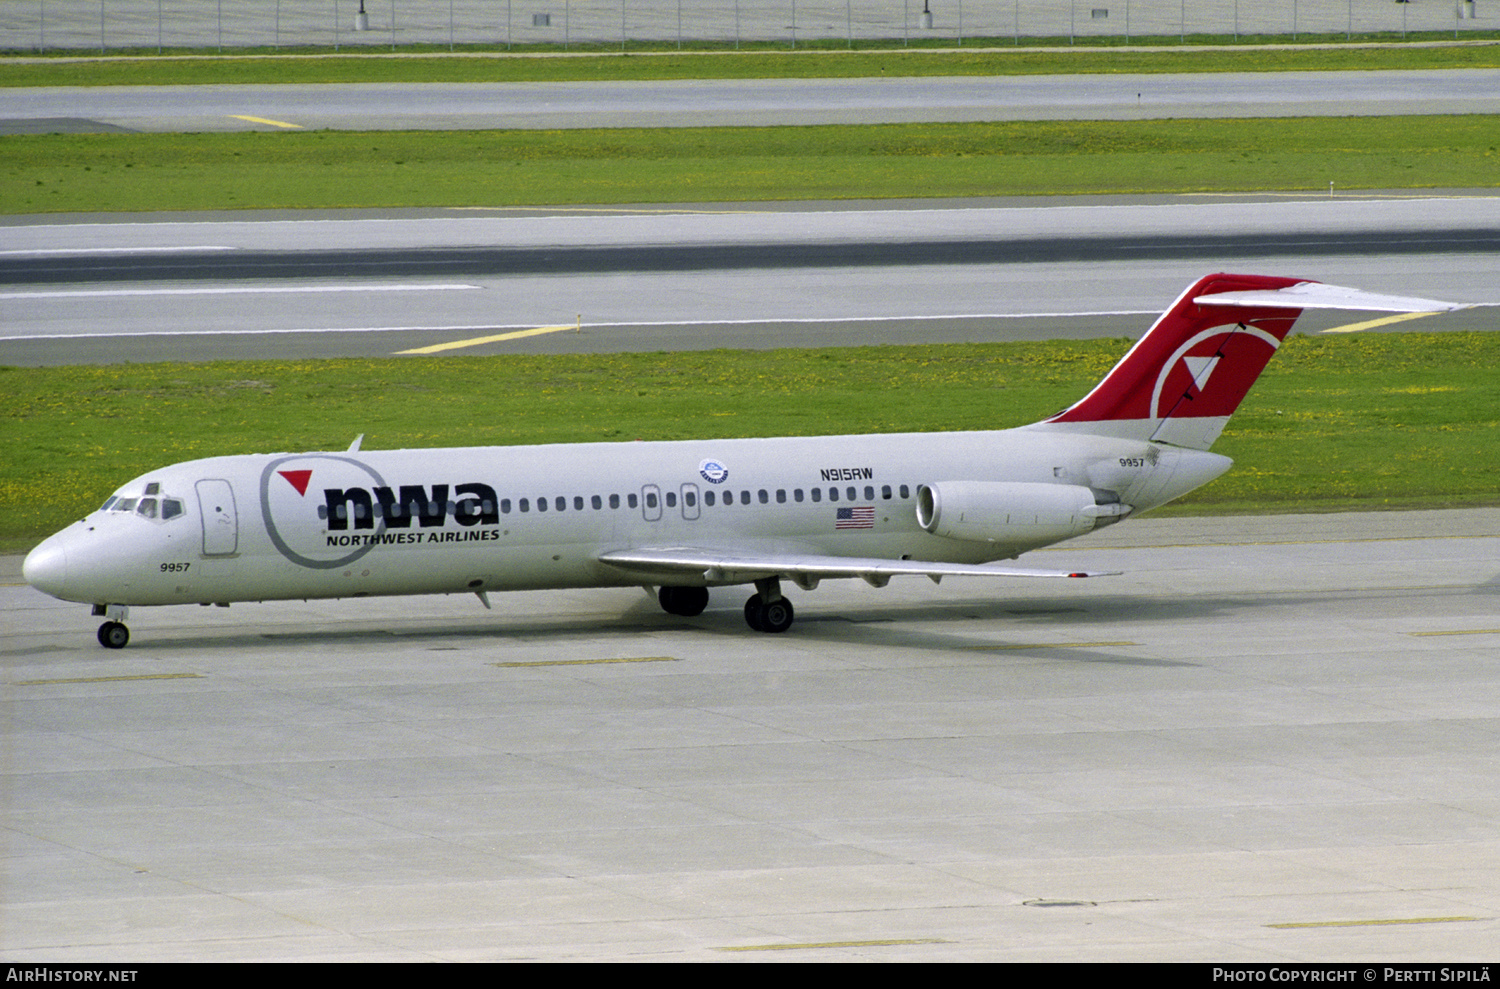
[657,585,709,617]
[656,578,797,633]
[92,604,130,649]
[743,592,794,634]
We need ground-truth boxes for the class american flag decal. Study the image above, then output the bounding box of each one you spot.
[834,506,875,529]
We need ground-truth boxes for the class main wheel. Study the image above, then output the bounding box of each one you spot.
[744,594,765,631]
[758,596,794,634]
[658,586,709,617]
[744,594,794,634]
[97,621,130,649]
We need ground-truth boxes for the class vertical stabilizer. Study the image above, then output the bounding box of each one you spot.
[1033,273,1308,450]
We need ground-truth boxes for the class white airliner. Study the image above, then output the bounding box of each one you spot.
[23,273,1466,649]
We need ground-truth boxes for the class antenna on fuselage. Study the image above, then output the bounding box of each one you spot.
[347,434,364,452]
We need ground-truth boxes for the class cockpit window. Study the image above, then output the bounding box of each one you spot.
[105,490,185,523]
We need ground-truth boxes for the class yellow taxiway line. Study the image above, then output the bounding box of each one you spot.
[17,673,204,686]
[1267,916,1484,929]
[1319,311,1442,334]
[397,323,577,355]
[492,656,679,668]
[230,114,302,129]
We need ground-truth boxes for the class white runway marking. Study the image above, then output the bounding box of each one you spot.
[0,283,479,301]
[0,246,236,256]
[0,310,1156,342]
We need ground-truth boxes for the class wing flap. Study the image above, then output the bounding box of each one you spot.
[597,547,1119,584]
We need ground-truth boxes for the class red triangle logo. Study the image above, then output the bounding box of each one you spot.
[278,469,312,496]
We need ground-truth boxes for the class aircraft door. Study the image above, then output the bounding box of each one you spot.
[680,483,700,521]
[641,484,662,522]
[196,478,239,556]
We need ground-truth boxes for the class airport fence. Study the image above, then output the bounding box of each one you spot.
[0,0,1491,53]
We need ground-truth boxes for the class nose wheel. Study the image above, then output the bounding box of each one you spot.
[97,621,130,649]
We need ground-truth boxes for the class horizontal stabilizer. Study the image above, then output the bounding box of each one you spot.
[598,547,1119,584]
[1196,282,1468,313]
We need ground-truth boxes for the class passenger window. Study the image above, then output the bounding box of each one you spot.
[591,495,602,510]
[864,486,874,500]
[501,499,512,514]
[645,492,657,509]
[847,487,857,501]
[828,487,839,502]
[628,493,638,509]
[900,484,910,499]
[881,485,892,500]
[556,497,566,512]
[758,490,768,504]
[610,494,621,509]
[810,489,821,503]
[776,489,786,504]
[666,491,677,508]
[705,491,716,507]
[520,498,530,513]
[794,489,804,503]
[684,490,697,507]
[574,496,584,510]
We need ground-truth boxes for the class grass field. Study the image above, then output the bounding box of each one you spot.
[6,115,1498,213]
[4,36,1499,87]
[4,333,1497,551]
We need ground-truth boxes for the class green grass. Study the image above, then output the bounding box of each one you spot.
[4,36,1499,87]
[6,115,1498,213]
[5,333,1497,551]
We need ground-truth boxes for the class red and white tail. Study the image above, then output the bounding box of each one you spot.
[1029,273,1465,450]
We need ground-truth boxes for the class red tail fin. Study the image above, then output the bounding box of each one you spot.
[1037,273,1308,450]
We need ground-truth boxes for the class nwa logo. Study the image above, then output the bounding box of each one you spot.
[259,454,500,570]
[1150,324,1283,419]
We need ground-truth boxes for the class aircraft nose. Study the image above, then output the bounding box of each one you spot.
[22,539,69,597]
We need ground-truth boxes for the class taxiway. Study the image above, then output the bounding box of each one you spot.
[4,508,1498,960]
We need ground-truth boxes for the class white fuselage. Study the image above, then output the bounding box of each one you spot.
[24,424,1230,609]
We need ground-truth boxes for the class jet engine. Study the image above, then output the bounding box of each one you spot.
[915,481,1129,545]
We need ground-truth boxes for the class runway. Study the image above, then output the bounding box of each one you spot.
[3,192,1496,365]
[7,70,1500,133]
[4,508,1498,960]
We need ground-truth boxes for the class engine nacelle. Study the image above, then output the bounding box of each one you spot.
[915,481,1129,545]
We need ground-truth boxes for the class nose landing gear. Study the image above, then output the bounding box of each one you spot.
[97,621,130,649]
[92,604,130,649]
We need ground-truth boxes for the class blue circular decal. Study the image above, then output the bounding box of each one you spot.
[698,459,729,484]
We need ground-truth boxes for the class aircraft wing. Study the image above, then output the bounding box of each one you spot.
[596,547,1119,588]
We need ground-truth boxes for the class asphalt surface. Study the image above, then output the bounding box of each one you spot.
[3,192,1496,365]
[6,70,1500,134]
[5,508,1498,960]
